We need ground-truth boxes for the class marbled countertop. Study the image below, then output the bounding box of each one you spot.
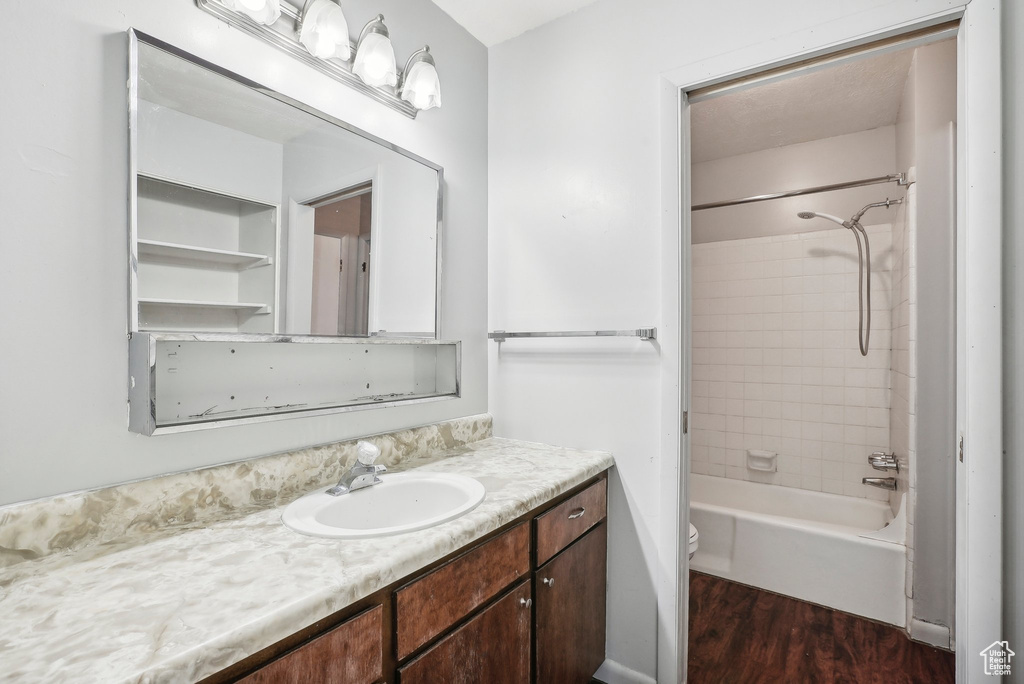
[0,437,613,683]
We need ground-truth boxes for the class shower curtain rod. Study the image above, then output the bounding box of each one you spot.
[691,173,907,211]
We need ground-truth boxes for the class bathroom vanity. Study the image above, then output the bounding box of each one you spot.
[0,415,613,683]
[218,477,607,684]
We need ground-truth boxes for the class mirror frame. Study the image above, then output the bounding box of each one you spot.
[127,29,444,340]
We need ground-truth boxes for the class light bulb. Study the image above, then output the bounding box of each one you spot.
[408,90,431,110]
[365,54,388,79]
[298,0,351,61]
[400,49,442,111]
[314,34,334,59]
[223,0,280,25]
[353,30,397,88]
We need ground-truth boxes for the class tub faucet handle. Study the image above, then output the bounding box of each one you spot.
[867,452,899,473]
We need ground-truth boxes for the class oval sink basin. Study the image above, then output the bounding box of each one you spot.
[282,472,486,539]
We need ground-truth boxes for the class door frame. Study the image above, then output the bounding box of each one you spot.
[299,167,382,333]
[658,3,1002,682]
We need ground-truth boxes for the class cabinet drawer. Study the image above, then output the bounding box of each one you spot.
[395,522,530,660]
[398,582,532,684]
[239,604,382,684]
[535,478,607,566]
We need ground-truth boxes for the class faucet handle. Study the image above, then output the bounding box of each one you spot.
[867,451,899,473]
[356,441,382,466]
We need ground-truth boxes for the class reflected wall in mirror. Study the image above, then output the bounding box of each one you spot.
[131,32,442,339]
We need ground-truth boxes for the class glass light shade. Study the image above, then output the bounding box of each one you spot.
[298,0,351,61]
[353,32,398,88]
[222,0,280,25]
[401,61,442,110]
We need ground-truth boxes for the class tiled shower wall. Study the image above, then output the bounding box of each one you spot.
[690,225,893,501]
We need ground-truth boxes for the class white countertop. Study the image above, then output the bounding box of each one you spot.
[0,437,613,683]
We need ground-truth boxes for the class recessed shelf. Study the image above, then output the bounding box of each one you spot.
[134,174,281,333]
[137,239,271,270]
[139,298,271,315]
[128,333,461,435]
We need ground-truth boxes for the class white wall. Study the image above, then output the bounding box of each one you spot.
[894,39,957,640]
[137,100,284,205]
[691,127,899,243]
[890,58,918,630]
[691,225,894,501]
[889,182,918,615]
[1001,0,1024,675]
[0,0,487,506]
[488,0,968,679]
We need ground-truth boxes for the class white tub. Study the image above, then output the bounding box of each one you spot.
[689,473,907,627]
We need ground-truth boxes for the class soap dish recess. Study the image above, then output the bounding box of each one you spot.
[747,449,778,472]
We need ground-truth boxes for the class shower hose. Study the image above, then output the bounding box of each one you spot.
[850,222,871,356]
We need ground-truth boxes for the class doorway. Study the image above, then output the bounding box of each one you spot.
[309,182,373,336]
[685,30,957,680]
[661,6,1004,682]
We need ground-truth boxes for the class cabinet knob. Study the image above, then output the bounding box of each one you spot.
[542,577,554,587]
[520,597,532,608]
[568,507,586,520]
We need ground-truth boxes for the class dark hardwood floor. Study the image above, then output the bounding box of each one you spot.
[687,572,954,684]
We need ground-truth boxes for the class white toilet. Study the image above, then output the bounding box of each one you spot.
[688,523,699,559]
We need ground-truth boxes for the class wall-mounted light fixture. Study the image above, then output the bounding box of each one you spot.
[196,0,441,118]
[400,47,442,111]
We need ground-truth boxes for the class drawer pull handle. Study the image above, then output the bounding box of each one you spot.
[520,597,532,608]
[568,507,586,520]
[542,577,555,587]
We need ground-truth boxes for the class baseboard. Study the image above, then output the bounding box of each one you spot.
[594,658,657,684]
[909,617,952,650]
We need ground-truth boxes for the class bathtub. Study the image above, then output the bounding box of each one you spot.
[689,473,907,627]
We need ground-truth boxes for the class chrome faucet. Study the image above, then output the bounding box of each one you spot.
[326,441,386,496]
[862,477,897,491]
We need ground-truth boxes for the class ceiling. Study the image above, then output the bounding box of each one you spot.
[691,47,916,163]
[429,0,600,47]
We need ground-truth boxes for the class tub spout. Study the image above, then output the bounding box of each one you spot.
[862,477,897,491]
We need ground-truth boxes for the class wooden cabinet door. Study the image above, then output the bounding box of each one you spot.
[535,524,607,684]
[396,523,530,660]
[239,605,383,684]
[399,582,531,684]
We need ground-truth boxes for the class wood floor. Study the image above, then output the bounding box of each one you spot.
[687,572,955,684]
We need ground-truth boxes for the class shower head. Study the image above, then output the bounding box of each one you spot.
[796,211,850,228]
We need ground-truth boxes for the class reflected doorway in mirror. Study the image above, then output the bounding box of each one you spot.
[308,181,373,336]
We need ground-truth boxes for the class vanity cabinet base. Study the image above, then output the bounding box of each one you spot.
[207,473,608,684]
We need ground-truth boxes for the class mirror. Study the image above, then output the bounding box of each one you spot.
[130,34,441,339]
